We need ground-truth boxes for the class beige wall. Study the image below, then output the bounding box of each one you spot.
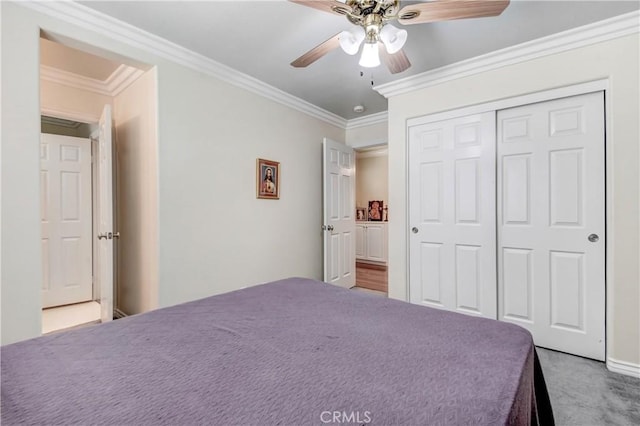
[387,34,640,365]
[1,2,344,344]
[356,153,389,212]
[113,68,158,315]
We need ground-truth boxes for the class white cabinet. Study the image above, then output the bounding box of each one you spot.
[355,222,387,264]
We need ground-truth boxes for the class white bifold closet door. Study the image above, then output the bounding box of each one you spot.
[497,92,605,361]
[409,112,497,319]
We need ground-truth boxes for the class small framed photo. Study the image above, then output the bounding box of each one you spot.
[257,158,280,199]
[356,207,367,221]
[368,200,383,221]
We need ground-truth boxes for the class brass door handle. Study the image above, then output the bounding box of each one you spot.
[98,232,120,240]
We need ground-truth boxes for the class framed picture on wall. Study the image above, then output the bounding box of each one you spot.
[256,158,280,199]
[368,200,383,221]
[356,207,367,221]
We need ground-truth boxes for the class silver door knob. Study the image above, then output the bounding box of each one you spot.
[327,225,334,231]
[412,227,419,234]
[113,232,120,239]
[98,233,108,240]
[588,234,599,242]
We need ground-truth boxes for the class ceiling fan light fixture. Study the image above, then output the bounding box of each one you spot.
[338,27,365,55]
[359,42,380,68]
[379,24,407,54]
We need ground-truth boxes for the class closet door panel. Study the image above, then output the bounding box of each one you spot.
[409,112,496,319]
[497,91,605,361]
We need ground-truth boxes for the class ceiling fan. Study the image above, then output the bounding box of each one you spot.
[290,0,510,74]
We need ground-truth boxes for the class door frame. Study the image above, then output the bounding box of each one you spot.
[40,106,113,310]
[406,78,612,361]
[348,139,389,277]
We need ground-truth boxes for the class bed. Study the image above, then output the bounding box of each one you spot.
[1,277,553,425]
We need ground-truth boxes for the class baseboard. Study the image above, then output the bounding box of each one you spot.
[113,308,129,319]
[607,357,640,378]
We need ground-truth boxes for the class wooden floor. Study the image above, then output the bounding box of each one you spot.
[355,262,388,294]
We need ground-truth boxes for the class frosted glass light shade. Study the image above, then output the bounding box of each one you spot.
[338,27,366,55]
[379,24,407,54]
[359,42,380,68]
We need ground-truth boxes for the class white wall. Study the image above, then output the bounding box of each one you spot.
[387,34,640,366]
[113,67,158,315]
[156,65,343,305]
[356,153,389,211]
[346,121,388,149]
[1,2,344,344]
[1,2,42,343]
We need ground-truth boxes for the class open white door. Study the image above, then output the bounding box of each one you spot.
[323,138,355,288]
[97,105,114,323]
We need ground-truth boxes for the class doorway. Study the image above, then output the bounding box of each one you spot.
[40,130,93,309]
[39,34,158,333]
[39,108,114,334]
[354,146,389,295]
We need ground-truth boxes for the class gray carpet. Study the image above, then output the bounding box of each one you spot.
[537,347,640,425]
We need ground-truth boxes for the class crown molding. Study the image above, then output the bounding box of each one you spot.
[375,10,640,98]
[107,64,145,97]
[346,111,388,130]
[40,64,110,95]
[23,0,347,129]
[40,63,143,97]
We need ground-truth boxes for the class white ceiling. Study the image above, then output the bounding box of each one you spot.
[76,0,638,120]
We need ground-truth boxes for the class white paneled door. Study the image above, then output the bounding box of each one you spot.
[323,138,355,288]
[41,133,93,308]
[408,112,497,318]
[497,92,605,360]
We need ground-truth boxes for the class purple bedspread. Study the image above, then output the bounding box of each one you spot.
[1,278,553,425]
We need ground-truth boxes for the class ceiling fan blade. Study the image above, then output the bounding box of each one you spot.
[380,45,411,74]
[398,0,510,25]
[289,0,352,16]
[291,33,342,68]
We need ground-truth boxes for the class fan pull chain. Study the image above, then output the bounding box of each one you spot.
[359,70,375,87]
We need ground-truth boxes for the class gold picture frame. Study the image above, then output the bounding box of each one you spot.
[256,158,280,199]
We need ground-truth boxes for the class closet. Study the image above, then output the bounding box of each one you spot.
[407,91,605,361]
